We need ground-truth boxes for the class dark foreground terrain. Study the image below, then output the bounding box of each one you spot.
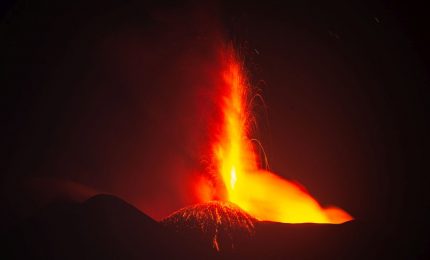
[3,194,427,259]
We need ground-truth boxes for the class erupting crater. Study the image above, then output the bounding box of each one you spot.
[162,201,256,251]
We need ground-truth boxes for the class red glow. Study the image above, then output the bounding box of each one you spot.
[201,44,353,224]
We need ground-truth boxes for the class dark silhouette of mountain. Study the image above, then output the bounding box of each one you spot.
[3,195,428,259]
[3,194,207,259]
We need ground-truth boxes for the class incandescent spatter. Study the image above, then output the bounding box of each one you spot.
[161,201,256,252]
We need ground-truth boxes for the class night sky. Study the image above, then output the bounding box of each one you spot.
[1,0,428,250]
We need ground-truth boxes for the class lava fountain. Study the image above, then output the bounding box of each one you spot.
[210,44,353,224]
[163,43,353,252]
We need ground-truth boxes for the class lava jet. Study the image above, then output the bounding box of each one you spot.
[159,44,353,252]
[193,44,352,223]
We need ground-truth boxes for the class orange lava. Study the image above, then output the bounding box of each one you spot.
[209,45,353,224]
[162,201,256,251]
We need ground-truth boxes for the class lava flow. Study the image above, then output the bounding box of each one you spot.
[207,45,353,224]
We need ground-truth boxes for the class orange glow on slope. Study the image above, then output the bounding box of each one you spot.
[211,45,353,224]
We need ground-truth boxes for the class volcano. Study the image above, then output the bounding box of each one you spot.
[4,194,412,259]
[162,201,256,251]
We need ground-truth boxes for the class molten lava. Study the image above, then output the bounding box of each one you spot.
[209,45,353,224]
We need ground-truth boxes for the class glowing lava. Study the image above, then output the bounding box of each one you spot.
[210,45,353,224]
[162,201,256,251]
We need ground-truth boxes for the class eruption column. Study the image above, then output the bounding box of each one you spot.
[211,45,353,224]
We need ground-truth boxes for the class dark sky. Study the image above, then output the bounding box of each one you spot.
[1,0,427,239]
